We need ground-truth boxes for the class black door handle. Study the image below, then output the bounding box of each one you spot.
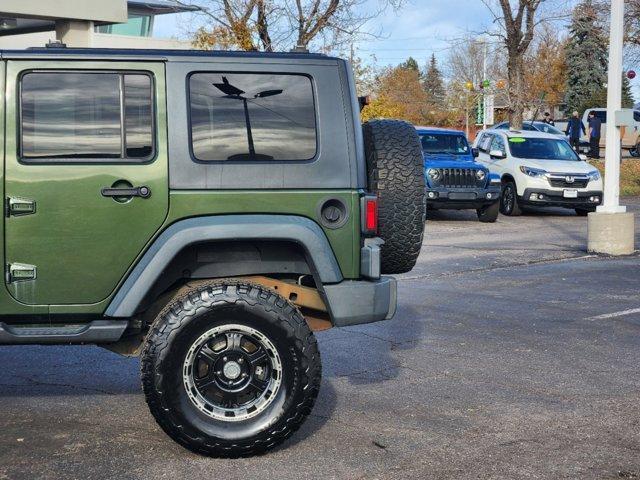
[101,186,151,199]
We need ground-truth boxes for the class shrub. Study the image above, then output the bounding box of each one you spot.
[593,160,640,197]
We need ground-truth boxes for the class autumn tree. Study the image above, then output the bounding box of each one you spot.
[361,66,428,125]
[423,54,446,107]
[183,0,403,52]
[523,24,567,113]
[564,0,608,114]
[481,0,550,128]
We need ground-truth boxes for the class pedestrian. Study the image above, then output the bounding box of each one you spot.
[542,112,555,126]
[587,111,602,159]
[565,111,586,151]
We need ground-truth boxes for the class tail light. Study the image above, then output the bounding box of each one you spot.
[361,195,378,235]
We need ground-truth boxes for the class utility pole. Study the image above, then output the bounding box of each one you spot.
[482,38,487,131]
[587,0,635,255]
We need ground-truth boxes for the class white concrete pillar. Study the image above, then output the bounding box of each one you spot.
[587,0,635,255]
[55,20,94,48]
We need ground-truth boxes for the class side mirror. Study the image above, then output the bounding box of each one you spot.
[579,154,588,161]
[472,148,479,158]
[489,149,506,159]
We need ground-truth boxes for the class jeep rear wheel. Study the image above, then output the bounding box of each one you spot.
[362,120,426,274]
[141,281,321,457]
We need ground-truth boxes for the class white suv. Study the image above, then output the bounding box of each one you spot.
[473,130,604,216]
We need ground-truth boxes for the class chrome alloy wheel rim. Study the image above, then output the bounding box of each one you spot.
[183,324,282,422]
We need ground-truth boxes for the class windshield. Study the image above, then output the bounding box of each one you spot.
[533,122,564,135]
[419,133,470,155]
[507,137,580,161]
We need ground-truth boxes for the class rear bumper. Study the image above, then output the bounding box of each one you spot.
[426,185,501,209]
[323,276,397,327]
[520,188,603,208]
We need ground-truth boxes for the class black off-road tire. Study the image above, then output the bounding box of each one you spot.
[140,281,321,457]
[363,120,426,274]
[477,201,500,223]
[500,181,522,216]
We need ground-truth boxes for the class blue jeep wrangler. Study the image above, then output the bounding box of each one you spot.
[417,127,501,222]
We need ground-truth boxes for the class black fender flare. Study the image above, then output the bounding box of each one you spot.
[105,215,343,318]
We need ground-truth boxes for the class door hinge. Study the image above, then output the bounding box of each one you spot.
[6,197,36,217]
[7,263,37,283]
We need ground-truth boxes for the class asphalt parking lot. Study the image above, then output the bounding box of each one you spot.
[1,200,639,480]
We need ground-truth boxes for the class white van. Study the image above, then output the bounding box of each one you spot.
[582,108,640,156]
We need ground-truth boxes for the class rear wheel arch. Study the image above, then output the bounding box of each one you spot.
[105,215,343,319]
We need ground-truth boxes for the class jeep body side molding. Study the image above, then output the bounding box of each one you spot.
[105,215,343,318]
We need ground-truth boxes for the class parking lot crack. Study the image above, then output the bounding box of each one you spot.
[13,375,116,395]
[399,254,598,281]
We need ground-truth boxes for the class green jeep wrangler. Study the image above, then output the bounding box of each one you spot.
[0,47,425,457]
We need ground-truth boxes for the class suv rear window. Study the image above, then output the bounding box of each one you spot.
[189,73,317,162]
[20,72,154,162]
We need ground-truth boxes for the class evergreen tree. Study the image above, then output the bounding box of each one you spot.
[564,0,608,115]
[585,73,636,110]
[400,57,420,72]
[622,74,635,108]
[423,54,445,107]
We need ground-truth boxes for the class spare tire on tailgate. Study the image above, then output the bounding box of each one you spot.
[362,120,426,274]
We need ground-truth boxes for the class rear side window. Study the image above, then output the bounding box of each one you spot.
[20,72,154,162]
[189,72,317,162]
[634,111,640,122]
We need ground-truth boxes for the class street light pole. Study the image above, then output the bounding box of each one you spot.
[587,0,635,255]
[598,0,625,214]
[482,38,487,131]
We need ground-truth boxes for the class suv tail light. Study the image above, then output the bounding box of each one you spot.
[361,195,378,235]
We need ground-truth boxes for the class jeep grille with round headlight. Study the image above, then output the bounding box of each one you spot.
[428,168,487,188]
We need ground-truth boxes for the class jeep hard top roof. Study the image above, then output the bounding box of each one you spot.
[0,48,340,64]
[414,126,465,135]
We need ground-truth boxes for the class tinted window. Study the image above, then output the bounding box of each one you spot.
[20,72,153,162]
[634,111,640,122]
[419,133,469,155]
[189,73,316,161]
[589,110,607,123]
[124,74,154,158]
[535,122,564,135]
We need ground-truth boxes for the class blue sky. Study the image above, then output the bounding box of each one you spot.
[154,0,639,100]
